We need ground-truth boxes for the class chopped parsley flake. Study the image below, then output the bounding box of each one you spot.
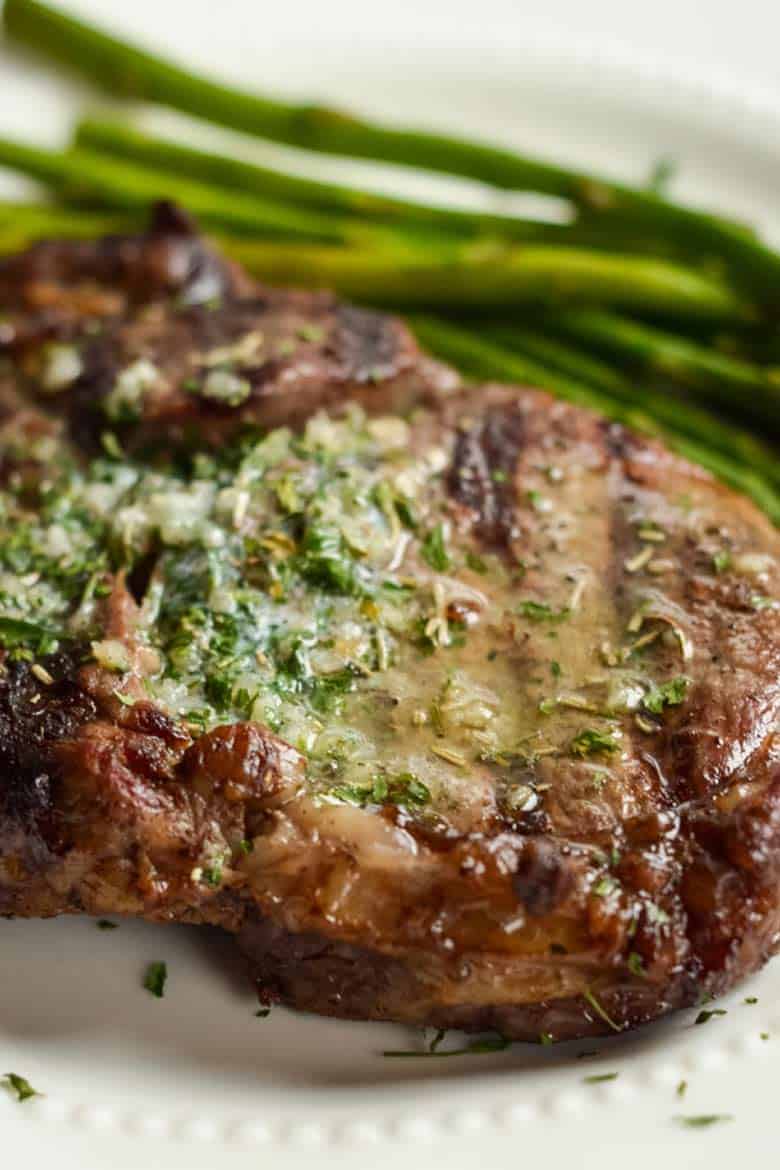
[674,1114,733,1128]
[643,675,691,713]
[2,1073,40,1102]
[465,550,488,574]
[297,323,325,343]
[570,729,620,758]
[517,600,570,623]
[526,489,548,512]
[676,1080,688,1098]
[583,1072,618,1084]
[712,549,732,574]
[383,1034,510,1058]
[0,616,59,658]
[328,772,430,809]
[111,688,136,707]
[694,1009,727,1026]
[421,523,451,572]
[202,860,225,887]
[143,961,168,999]
[96,919,118,930]
[583,989,622,1032]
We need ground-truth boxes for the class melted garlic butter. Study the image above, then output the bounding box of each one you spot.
[0,405,774,823]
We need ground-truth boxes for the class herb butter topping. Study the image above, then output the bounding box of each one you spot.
[0,403,775,824]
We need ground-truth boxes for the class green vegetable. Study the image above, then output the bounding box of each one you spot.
[0,138,348,244]
[7,0,777,303]
[546,309,780,431]
[2,1073,40,1102]
[570,729,621,758]
[143,960,168,999]
[73,116,570,243]
[228,240,744,319]
[583,1072,618,1084]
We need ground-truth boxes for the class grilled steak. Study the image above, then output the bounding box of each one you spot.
[2,213,780,1042]
[0,202,455,453]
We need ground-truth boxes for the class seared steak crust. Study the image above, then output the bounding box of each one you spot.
[2,215,780,1042]
[0,203,454,452]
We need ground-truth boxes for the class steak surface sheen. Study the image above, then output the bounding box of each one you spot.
[2,210,780,1042]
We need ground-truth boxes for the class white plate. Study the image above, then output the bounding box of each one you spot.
[2,4,780,1167]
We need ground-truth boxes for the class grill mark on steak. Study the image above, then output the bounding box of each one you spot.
[0,650,97,870]
[449,402,528,547]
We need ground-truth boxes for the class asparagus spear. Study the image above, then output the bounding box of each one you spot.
[485,326,631,395]
[544,309,780,431]
[226,238,744,318]
[0,200,131,238]
[0,192,745,319]
[73,117,568,243]
[6,0,780,305]
[78,119,738,262]
[411,315,609,409]
[0,138,352,242]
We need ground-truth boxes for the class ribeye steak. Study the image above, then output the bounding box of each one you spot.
[2,207,779,1042]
